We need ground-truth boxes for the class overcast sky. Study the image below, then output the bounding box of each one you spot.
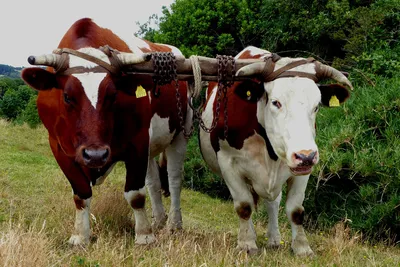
[0,0,175,67]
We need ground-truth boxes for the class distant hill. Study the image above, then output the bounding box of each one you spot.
[0,64,23,79]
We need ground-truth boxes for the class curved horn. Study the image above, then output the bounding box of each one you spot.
[116,52,153,65]
[236,55,278,80]
[235,61,266,77]
[27,54,62,68]
[316,63,353,90]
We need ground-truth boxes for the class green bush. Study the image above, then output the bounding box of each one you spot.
[0,85,36,121]
[17,95,41,128]
[305,75,400,242]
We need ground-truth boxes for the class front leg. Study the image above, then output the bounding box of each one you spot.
[219,154,258,254]
[51,142,93,246]
[265,191,282,248]
[286,175,314,257]
[164,131,188,232]
[125,133,156,245]
[69,195,91,245]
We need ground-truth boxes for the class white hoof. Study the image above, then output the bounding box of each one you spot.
[266,234,281,248]
[152,214,168,231]
[135,233,156,245]
[292,238,314,257]
[236,242,258,255]
[68,235,89,246]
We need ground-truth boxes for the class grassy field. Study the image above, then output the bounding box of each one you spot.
[0,120,399,266]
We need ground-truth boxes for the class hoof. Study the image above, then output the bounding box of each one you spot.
[167,222,183,234]
[135,233,157,245]
[236,243,259,255]
[266,235,281,249]
[292,245,314,257]
[152,215,168,231]
[68,235,89,246]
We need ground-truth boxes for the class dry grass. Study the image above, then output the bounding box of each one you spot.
[0,120,399,266]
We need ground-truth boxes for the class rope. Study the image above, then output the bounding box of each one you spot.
[189,55,203,98]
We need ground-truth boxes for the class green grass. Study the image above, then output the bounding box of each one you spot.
[0,120,400,266]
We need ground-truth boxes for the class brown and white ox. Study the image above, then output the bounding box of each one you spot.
[199,46,352,256]
[21,18,191,245]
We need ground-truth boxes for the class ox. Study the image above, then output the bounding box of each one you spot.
[199,46,352,256]
[21,18,192,245]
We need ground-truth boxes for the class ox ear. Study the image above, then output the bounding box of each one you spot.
[21,68,57,91]
[234,80,265,103]
[318,83,350,107]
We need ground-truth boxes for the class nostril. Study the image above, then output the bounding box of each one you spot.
[101,149,109,162]
[309,151,317,160]
[82,149,90,161]
[294,153,301,160]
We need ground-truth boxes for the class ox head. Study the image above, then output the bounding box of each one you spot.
[236,55,352,175]
[21,48,150,168]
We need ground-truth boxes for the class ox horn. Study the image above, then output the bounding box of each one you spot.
[316,63,353,90]
[235,62,267,77]
[27,53,63,68]
[116,52,152,65]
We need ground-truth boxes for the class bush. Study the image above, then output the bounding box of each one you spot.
[305,75,400,242]
[0,85,36,121]
[16,95,41,128]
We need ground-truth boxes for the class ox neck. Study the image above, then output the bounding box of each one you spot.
[257,123,278,161]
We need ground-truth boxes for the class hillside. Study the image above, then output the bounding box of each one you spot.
[0,120,399,266]
[0,64,23,79]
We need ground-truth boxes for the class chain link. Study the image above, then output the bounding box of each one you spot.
[152,52,193,138]
[197,55,235,139]
[152,52,235,139]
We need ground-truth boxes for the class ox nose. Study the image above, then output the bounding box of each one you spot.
[292,150,318,166]
[82,148,110,167]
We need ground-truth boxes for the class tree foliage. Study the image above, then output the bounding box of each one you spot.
[137,0,400,241]
[0,77,39,127]
[138,0,399,78]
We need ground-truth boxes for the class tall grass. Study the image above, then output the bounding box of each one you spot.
[0,120,399,266]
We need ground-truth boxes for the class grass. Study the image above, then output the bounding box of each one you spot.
[0,120,399,266]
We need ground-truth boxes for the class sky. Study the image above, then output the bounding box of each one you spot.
[0,0,175,67]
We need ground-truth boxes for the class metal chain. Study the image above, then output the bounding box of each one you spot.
[152,52,193,138]
[197,55,235,139]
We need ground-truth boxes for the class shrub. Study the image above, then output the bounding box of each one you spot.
[305,75,400,242]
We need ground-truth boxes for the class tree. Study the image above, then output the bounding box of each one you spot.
[138,0,265,57]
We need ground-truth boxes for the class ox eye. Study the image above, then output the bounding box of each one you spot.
[64,93,72,104]
[314,105,319,113]
[272,100,282,109]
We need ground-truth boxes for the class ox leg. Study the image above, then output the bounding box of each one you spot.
[219,159,258,254]
[164,132,187,232]
[125,140,156,245]
[265,191,282,248]
[286,176,314,257]
[146,158,167,230]
[124,188,156,244]
[69,195,91,246]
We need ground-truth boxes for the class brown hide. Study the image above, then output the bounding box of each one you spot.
[23,18,155,199]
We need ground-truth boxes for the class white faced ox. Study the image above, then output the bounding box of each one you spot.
[199,46,352,256]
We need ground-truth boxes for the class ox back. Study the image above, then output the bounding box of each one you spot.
[21,18,192,246]
[199,46,351,256]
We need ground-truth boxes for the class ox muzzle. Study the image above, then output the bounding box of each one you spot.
[77,145,111,168]
[290,150,319,176]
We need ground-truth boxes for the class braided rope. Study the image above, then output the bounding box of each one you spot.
[189,55,203,98]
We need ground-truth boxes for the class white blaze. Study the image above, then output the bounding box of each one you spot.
[69,48,111,109]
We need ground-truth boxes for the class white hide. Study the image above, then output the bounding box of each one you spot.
[68,197,91,245]
[199,47,321,256]
[260,77,320,168]
[70,48,110,109]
